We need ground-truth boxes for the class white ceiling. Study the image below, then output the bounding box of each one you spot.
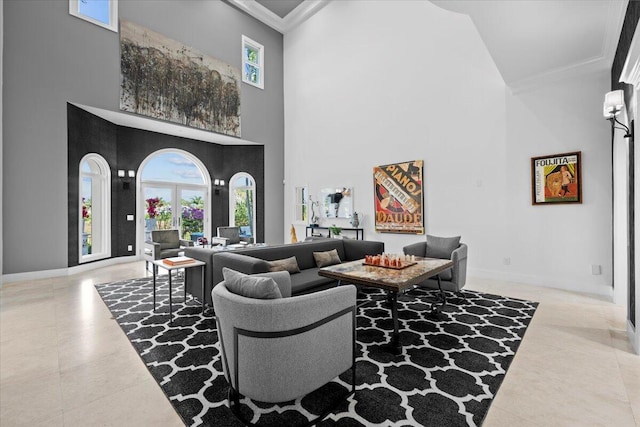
[431,0,628,91]
[235,0,628,91]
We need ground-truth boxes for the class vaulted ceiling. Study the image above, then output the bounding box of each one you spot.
[233,0,628,90]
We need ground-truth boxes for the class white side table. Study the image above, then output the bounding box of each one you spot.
[151,258,206,324]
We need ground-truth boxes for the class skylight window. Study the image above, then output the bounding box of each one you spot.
[69,0,118,32]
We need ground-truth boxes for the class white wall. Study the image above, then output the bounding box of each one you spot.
[1,0,4,287]
[504,71,612,296]
[284,0,613,296]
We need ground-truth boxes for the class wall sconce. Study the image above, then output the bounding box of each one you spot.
[118,169,136,190]
[214,178,225,195]
[603,90,633,139]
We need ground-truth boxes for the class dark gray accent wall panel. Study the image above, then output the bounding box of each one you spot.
[611,1,640,328]
[67,104,264,267]
[3,0,283,275]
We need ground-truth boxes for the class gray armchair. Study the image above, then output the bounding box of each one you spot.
[213,226,253,246]
[144,229,194,267]
[212,271,356,422]
[403,235,468,298]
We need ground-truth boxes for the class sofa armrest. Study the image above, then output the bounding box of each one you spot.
[403,242,426,257]
[212,252,271,289]
[342,239,385,261]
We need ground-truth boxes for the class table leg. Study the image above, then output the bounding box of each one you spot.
[388,290,401,355]
[430,274,447,313]
[201,264,205,314]
[184,267,187,302]
[153,264,157,312]
[169,270,173,324]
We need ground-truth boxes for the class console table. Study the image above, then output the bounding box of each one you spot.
[306,226,364,240]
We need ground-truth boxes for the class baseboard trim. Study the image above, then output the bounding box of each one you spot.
[1,256,140,285]
[628,320,640,355]
[468,268,614,300]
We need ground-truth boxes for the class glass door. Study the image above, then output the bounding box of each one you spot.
[180,188,206,241]
[143,186,175,243]
[142,184,209,243]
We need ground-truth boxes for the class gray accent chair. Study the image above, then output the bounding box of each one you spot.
[143,229,194,267]
[214,226,253,246]
[403,236,468,298]
[212,271,357,422]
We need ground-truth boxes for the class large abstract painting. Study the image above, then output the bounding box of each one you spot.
[120,21,241,137]
[374,160,424,234]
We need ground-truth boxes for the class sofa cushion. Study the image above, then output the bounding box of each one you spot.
[313,249,342,267]
[290,268,335,294]
[236,239,347,270]
[222,268,282,299]
[426,235,461,260]
[268,256,301,274]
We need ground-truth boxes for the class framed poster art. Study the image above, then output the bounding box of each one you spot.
[531,151,582,205]
[374,160,424,234]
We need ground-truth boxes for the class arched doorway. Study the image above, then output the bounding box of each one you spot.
[79,153,111,263]
[229,172,256,242]
[138,149,211,248]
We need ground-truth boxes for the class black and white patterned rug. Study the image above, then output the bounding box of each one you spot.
[95,275,537,426]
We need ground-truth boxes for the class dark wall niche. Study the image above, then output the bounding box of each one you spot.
[67,103,265,267]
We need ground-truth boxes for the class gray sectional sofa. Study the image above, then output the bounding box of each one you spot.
[184,238,384,305]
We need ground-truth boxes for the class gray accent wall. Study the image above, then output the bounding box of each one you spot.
[3,0,284,275]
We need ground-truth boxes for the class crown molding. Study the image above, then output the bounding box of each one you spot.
[227,0,330,33]
[509,0,627,94]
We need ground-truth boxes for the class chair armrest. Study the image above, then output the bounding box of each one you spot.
[240,236,254,244]
[179,239,194,247]
[214,284,356,334]
[212,237,229,246]
[451,243,468,288]
[144,241,162,260]
[403,242,426,257]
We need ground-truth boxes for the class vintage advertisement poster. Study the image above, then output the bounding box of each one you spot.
[531,151,582,205]
[374,160,424,234]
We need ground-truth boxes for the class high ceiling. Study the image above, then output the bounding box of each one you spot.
[233,0,628,90]
[431,0,628,90]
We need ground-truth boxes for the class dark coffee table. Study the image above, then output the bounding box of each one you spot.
[319,257,453,354]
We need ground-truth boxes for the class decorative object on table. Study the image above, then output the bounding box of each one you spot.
[96,276,537,427]
[120,20,241,137]
[309,195,320,226]
[531,151,582,205]
[328,225,342,238]
[374,160,424,234]
[364,253,417,269]
[290,224,298,243]
[196,236,208,246]
[163,256,196,266]
[349,211,360,228]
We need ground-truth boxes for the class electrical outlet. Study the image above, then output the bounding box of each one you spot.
[127,245,133,252]
[126,214,134,221]
[503,257,511,266]
[591,264,602,275]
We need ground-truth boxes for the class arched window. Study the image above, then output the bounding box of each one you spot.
[139,150,210,245]
[229,173,256,242]
[79,154,111,263]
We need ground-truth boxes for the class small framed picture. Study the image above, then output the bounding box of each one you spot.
[531,151,582,205]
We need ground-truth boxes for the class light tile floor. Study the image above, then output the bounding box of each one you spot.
[0,262,638,426]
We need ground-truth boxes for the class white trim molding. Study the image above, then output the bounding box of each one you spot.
[227,0,330,33]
